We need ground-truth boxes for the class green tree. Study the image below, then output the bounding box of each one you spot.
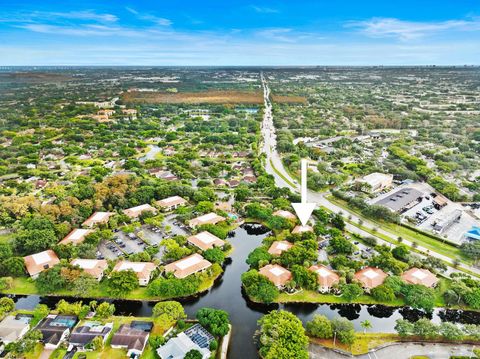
[152,301,186,322]
[360,320,372,334]
[241,269,279,304]
[413,318,438,339]
[332,317,355,345]
[107,270,139,297]
[203,247,225,264]
[184,349,202,359]
[95,302,115,319]
[371,284,395,302]
[246,247,272,269]
[258,310,309,359]
[402,284,436,312]
[306,315,333,339]
[394,319,414,337]
[341,283,363,301]
[196,308,230,337]
[439,322,464,341]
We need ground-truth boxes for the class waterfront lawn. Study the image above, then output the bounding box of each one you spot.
[1,269,223,300]
[277,291,404,306]
[310,333,399,355]
[50,347,67,359]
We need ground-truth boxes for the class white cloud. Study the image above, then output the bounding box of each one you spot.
[347,17,480,41]
[123,7,172,26]
[251,6,279,14]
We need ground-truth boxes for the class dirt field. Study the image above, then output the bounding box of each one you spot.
[123,90,307,105]
[123,90,264,104]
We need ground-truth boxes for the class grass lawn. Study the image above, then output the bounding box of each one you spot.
[0,233,13,244]
[50,347,67,359]
[310,333,399,355]
[269,159,295,188]
[277,290,405,306]
[2,269,223,301]
[24,343,43,359]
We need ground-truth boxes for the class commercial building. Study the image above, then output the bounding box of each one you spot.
[156,196,188,211]
[60,228,94,245]
[187,231,225,251]
[309,265,340,292]
[375,188,423,213]
[401,268,438,288]
[123,204,157,219]
[188,212,226,228]
[112,261,156,286]
[358,173,393,193]
[268,241,293,256]
[71,259,108,281]
[354,267,388,290]
[164,254,212,279]
[23,250,60,278]
[432,209,462,233]
[82,211,114,227]
[259,264,292,288]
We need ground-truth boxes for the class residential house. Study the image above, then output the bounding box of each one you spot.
[110,322,151,358]
[156,196,187,211]
[157,324,213,359]
[82,212,114,227]
[187,231,225,251]
[309,265,340,292]
[268,241,293,256]
[123,204,157,219]
[273,210,297,221]
[401,268,438,288]
[112,261,156,286]
[354,267,388,290]
[71,259,108,281]
[259,264,292,288]
[24,250,60,278]
[189,213,226,228]
[37,315,78,349]
[69,321,113,350]
[292,225,314,234]
[164,254,212,279]
[60,228,94,245]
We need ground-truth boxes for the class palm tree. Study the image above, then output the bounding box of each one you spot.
[361,320,372,334]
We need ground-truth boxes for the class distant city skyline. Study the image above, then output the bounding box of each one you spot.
[1,0,480,66]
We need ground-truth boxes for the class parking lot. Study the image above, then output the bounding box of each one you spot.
[164,214,190,236]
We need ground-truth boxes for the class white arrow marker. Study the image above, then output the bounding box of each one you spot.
[292,159,316,226]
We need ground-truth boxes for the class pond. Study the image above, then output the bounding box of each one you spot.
[10,224,480,359]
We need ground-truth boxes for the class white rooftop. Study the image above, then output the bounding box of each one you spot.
[197,213,218,221]
[363,269,379,279]
[32,251,51,265]
[91,212,109,221]
[162,196,184,204]
[118,262,145,272]
[69,229,90,240]
[411,269,428,280]
[270,267,285,276]
[72,259,99,270]
[129,204,153,211]
[277,243,289,250]
[196,232,217,244]
[176,255,202,270]
[316,267,332,277]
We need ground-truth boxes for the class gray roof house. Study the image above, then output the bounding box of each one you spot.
[69,321,113,350]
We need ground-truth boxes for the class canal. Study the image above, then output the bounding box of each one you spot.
[11,224,480,358]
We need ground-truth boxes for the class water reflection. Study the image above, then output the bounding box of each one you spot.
[8,224,480,358]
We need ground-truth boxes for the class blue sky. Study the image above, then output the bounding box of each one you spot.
[1,0,480,65]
